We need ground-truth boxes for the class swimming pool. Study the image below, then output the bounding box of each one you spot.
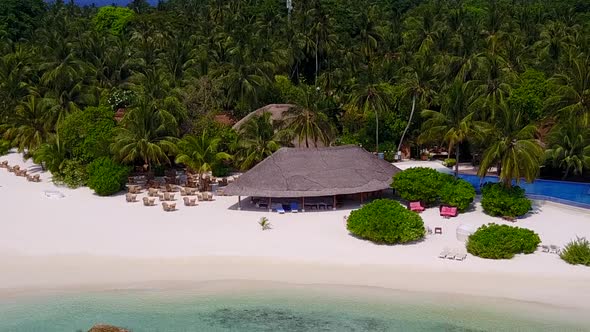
[458,174,590,209]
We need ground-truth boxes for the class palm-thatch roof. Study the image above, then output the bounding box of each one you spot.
[224,145,401,197]
[232,104,293,131]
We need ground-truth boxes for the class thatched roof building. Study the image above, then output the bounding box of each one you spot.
[224,145,401,198]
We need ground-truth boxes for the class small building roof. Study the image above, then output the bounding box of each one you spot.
[224,145,401,197]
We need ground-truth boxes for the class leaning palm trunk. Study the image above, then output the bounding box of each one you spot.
[455,145,460,177]
[397,94,416,154]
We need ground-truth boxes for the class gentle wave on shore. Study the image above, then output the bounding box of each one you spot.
[1,281,587,332]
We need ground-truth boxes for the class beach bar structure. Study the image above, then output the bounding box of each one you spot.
[224,145,401,211]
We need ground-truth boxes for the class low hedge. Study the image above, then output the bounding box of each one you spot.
[347,199,425,244]
[87,157,130,196]
[560,237,590,266]
[0,139,10,156]
[466,224,541,259]
[439,179,476,212]
[391,167,450,206]
[481,183,531,218]
[443,158,456,167]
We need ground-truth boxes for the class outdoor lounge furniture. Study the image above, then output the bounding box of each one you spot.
[434,227,442,234]
[425,226,433,235]
[440,205,458,218]
[143,197,156,206]
[0,161,8,168]
[549,245,560,254]
[148,188,159,197]
[162,202,176,211]
[290,202,299,213]
[446,250,457,260]
[454,251,467,261]
[272,203,285,214]
[27,174,41,182]
[439,248,450,259]
[15,169,27,177]
[409,201,425,213]
[125,193,138,202]
[183,197,197,206]
[540,245,550,253]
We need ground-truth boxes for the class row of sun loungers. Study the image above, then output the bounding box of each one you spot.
[0,162,41,182]
[539,244,561,254]
[439,248,467,261]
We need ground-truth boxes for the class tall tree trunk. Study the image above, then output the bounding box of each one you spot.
[397,94,416,154]
[315,34,319,83]
[454,144,459,178]
[375,109,379,153]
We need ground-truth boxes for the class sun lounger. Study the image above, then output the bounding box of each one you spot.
[272,203,285,214]
[439,205,458,218]
[425,226,433,235]
[540,245,550,253]
[409,201,425,213]
[439,248,450,259]
[446,250,457,260]
[454,252,467,261]
[550,245,560,254]
[32,174,41,182]
[290,202,299,213]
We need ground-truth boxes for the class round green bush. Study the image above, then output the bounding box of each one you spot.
[439,179,476,212]
[481,183,532,218]
[466,224,541,259]
[391,167,451,205]
[443,158,456,167]
[0,139,10,156]
[560,237,590,266]
[87,157,130,196]
[347,199,425,244]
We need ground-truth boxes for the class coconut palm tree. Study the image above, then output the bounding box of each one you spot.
[347,82,393,153]
[546,55,590,126]
[545,119,590,179]
[2,95,53,153]
[110,100,178,170]
[282,86,334,148]
[235,112,291,170]
[477,106,545,187]
[175,131,232,179]
[419,80,485,177]
[32,133,67,173]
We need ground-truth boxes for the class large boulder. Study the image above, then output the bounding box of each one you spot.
[88,324,130,332]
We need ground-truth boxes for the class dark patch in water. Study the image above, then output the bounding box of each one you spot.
[205,307,483,332]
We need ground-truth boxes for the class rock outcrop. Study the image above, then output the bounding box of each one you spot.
[88,324,130,332]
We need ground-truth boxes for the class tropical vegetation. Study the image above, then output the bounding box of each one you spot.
[467,224,541,259]
[347,199,425,244]
[480,182,532,218]
[560,237,590,266]
[0,0,588,192]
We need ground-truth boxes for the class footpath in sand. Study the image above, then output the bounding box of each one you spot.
[1,152,589,313]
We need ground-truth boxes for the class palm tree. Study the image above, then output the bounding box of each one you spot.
[175,131,232,179]
[235,112,291,170]
[2,95,53,153]
[477,106,545,187]
[110,100,178,170]
[32,133,67,173]
[419,80,484,177]
[545,119,590,179]
[347,82,392,153]
[546,55,590,126]
[282,86,334,148]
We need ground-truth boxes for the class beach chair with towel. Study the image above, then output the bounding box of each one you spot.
[408,201,425,213]
[440,205,458,218]
[272,203,285,214]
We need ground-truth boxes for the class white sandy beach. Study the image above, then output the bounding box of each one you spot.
[1,151,590,315]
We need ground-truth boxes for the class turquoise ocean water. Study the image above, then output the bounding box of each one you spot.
[0,282,587,332]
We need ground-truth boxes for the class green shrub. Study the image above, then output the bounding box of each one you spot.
[560,237,590,266]
[87,157,130,196]
[0,139,10,155]
[53,159,89,188]
[58,106,115,163]
[439,179,476,212]
[481,183,532,218]
[212,163,230,177]
[466,224,541,259]
[391,167,452,205]
[443,158,456,167]
[347,199,425,244]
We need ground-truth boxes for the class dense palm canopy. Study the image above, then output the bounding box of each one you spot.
[0,0,588,188]
[175,131,231,177]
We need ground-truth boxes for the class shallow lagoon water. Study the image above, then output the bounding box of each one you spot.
[0,281,587,332]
